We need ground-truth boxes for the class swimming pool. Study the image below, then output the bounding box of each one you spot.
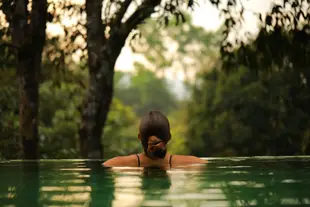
[0,157,310,207]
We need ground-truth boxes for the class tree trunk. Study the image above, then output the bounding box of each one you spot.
[18,46,42,159]
[79,57,115,159]
[80,0,161,159]
[11,0,47,159]
[79,26,127,159]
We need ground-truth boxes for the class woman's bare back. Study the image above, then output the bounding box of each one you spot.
[103,153,207,167]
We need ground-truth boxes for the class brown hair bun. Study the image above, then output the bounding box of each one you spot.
[147,136,167,159]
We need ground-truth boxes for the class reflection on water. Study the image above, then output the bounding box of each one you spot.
[112,169,143,206]
[0,157,310,207]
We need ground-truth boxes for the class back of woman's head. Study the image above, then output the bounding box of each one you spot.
[139,111,171,159]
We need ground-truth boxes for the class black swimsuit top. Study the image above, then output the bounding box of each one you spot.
[136,154,173,167]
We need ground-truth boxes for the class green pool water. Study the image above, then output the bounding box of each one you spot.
[1,157,310,207]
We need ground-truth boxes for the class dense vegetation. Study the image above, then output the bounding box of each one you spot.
[0,0,309,159]
[188,0,310,156]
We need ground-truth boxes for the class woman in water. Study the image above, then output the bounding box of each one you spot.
[103,110,206,167]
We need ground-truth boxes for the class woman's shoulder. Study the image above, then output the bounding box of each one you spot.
[102,154,138,167]
[171,155,207,165]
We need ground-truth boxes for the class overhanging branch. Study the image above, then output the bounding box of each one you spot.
[121,0,161,35]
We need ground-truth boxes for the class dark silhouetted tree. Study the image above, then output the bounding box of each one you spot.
[1,0,47,159]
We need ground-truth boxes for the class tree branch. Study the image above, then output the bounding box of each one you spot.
[121,0,161,35]
[112,0,133,27]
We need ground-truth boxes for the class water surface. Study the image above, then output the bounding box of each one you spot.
[1,157,310,207]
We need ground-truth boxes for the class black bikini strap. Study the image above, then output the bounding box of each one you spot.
[169,155,173,166]
[136,154,140,167]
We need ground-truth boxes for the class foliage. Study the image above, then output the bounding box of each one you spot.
[103,98,140,158]
[167,104,189,154]
[0,69,19,159]
[38,77,140,158]
[114,67,178,116]
[132,14,221,81]
[39,80,82,158]
[38,66,144,159]
[189,67,310,156]
[217,0,310,55]
[188,0,310,157]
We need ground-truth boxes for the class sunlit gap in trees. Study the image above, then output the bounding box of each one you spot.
[43,0,269,78]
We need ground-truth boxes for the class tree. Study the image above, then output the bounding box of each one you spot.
[221,0,310,155]
[1,0,47,159]
[188,0,310,157]
[0,69,19,160]
[79,0,195,158]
